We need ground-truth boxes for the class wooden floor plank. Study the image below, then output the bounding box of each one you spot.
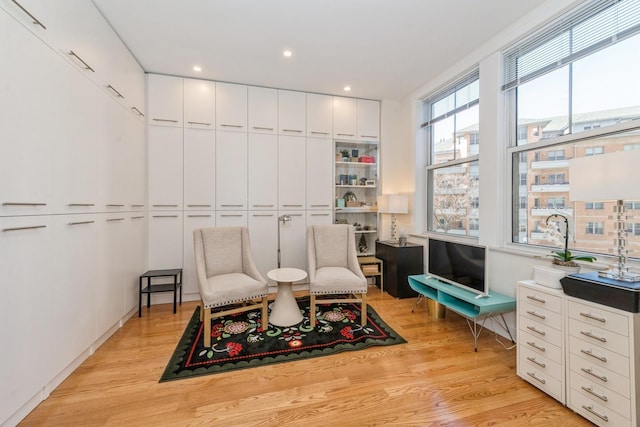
[19,289,590,426]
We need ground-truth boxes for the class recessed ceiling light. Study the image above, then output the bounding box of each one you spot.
[193,65,202,72]
[283,50,293,58]
[344,86,352,92]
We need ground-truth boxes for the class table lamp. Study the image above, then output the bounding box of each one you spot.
[569,149,640,282]
[377,194,408,242]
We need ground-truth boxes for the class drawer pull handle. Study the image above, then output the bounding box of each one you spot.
[581,367,608,382]
[252,126,274,131]
[11,0,46,29]
[2,202,46,206]
[526,341,545,352]
[252,204,274,208]
[152,204,179,207]
[252,214,274,217]
[337,133,354,137]
[282,204,303,207]
[220,205,243,207]
[526,325,545,336]
[360,135,378,139]
[580,348,607,363]
[152,215,178,218]
[220,214,243,217]
[131,204,145,208]
[68,203,95,207]
[107,84,124,99]
[311,213,330,216]
[580,330,606,343]
[526,310,546,320]
[2,225,47,232]
[131,107,144,117]
[310,204,330,207]
[188,121,212,126]
[526,356,545,368]
[310,131,329,135]
[526,372,545,384]
[579,311,606,323]
[187,204,212,208]
[67,220,95,226]
[106,204,125,207]
[581,386,608,402]
[282,128,303,133]
[153,118,179,123]
[187,215,211,218]
[526,295,545,304]
[68,51,95,72]
[131,216,145,220]
[581,405,608,422]
[220,124,243,128]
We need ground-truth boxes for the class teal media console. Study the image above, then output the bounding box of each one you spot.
[408,274,516,351]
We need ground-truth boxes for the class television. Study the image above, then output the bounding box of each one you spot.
[427,237,489,297]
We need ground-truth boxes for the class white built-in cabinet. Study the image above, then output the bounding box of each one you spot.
[0,3,146,424]
[278,90,306,135]
[184,78,215,129]
[147,74,183,127]
[148,212,183,270]
[249,86,277,134]
[306,138,334,210]
[148,126,183,210]
[248,133,278,210]
[184,128,215,210]
[216,131,248,210]
[333,96,357,140]
[216,211,248,227]
[357,99,381,142]
[183,212,216,295]
[278,136,307,210]
[216,82,247,131]
[307,93,333,138]
[248,212,279,279]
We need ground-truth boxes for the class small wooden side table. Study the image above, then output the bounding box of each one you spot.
[139,268,183,317]
[358,256,384,293]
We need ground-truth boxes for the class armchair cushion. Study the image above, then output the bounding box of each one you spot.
[202,227,242,277]
[312,266,367,295]
[313,225,349,268]
[201,272,267,309]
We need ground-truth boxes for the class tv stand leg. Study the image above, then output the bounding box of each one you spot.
[411,295,425,313]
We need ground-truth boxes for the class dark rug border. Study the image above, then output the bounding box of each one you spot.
[160,301,406,382]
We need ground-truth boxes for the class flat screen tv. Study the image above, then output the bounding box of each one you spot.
[427,237,489,297]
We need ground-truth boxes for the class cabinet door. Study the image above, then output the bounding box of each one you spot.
[306,210,333,226]
[97,213,127,335]
[216,131,247,210]
[0,216,53,424]
[278,211,306,271]
[183,212,215,296]
[357,99,380,142]
[278,90,305,135]
[148,126,183,210]
[248,211,278,280]
[216,211,248,227]
[248,133,277,210]
[124,112,146,209]
[147,74,183,126]
[98,95,130,211]
[216,82,247,131]
[306,138,333,210]
[184,128,215,210]
[124,214,147,314]
[148,212,183,270]
[248,86,277,134]
[307,93,333,138]
[0,11,58,215]
[332,96,357,140]
[278,135,306,210]
[184,78,215,129]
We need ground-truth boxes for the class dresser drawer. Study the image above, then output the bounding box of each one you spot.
[568,299,629,337]
[520,315,563,346]
[569,370,631,423]
[519,300,563,332]
[520,365,563,402]
[519,329,563,364]
[519,345,563,379]
[518,284,563,314]
[568,335,630,378]
[568,318,629,357]
[569,352,631,398]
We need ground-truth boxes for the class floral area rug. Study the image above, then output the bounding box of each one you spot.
[160,297,406,382]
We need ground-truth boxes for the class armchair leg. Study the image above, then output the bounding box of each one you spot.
[261,296,269,331]
[199,299,204,322]
[203,309,212,348]
[310,294,317,328]
[360,292,367,326]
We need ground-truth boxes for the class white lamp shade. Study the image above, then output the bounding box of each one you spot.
[569,149,640,202]
[377,194,408,214]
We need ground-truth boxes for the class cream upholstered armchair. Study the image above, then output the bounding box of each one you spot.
[307,224,368,327]
[193,227,269,347]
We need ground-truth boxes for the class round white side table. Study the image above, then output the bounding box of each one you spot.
[267,267,307,327]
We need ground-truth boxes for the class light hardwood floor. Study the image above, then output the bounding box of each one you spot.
[20,287,591,426]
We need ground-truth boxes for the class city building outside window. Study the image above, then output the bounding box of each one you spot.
[423,70,479,237]
[505,0,640,258]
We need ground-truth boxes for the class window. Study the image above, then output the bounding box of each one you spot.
[625,201,640,210]
[507,0,640,259]
[423,70,480,237]
[585,222,604,235]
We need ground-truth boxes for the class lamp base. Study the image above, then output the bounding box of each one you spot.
[598,267,640,283]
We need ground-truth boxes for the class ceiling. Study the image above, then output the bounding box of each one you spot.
[93,0,548,100]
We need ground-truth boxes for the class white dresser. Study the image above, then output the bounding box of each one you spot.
[565,295,640,426]
[517,281,566,404]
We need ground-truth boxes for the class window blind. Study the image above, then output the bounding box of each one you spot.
[420,69,479,128]
[502,0,640,91]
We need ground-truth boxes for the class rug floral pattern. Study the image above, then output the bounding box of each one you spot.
[161,298,406,382]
